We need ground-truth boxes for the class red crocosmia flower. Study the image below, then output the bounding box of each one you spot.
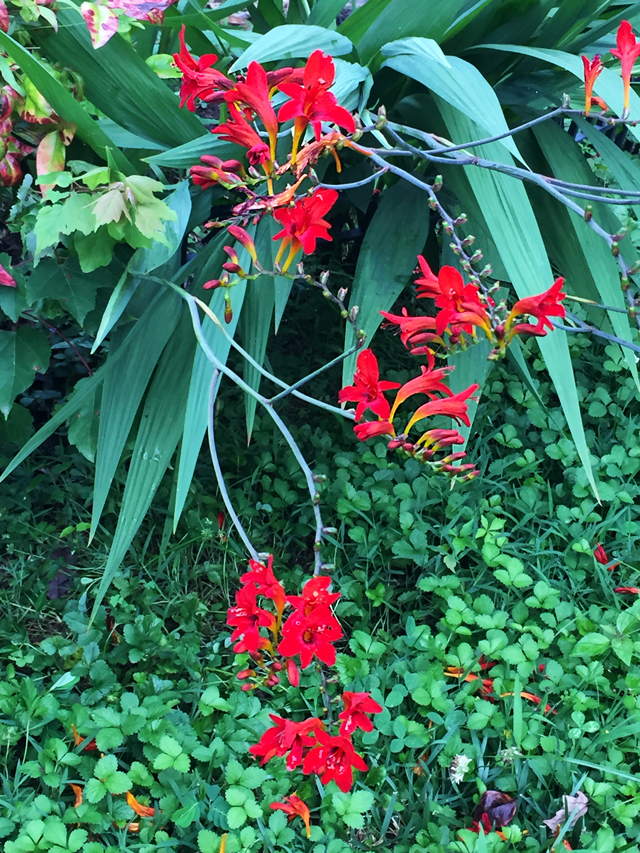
[381,309,440,356]
[354,420,396,441]
[190,155,246,190]
[404,384,479,434]
[467,812,506,840]
[272,188,338,272]
[415,256,488,336]
[266,67,305,90]
[227,584,275,654]
[506,277,566,337]
[227,225,257,263]
[173,25,234,111]
[71,724,97,752]
[500,691,556,715]
[214,105,271,167]
[302,729,368,792]
[127,791,156,818]
[615,586,640,594]
[278,607,343,668]
[0,262,16,288]
[389,363,455,422]
[611,20,640,111]
[582,55,604,116]
[417,428,465,450]
[339,348,401,422]
[592,95,609,111]
[594,543,620,571]
[287,576,340,617]
[249,715,321,770]
[338,692,383,736]
[225,61,279,162]
[217,511,225,529]
[240,554,286,612]
[270,794,312,838]
[444,667,494,697]
[277,49,355,162]
[286,658,300,687]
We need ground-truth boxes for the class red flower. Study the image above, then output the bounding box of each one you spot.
[404,384,479,434]
[286,576,340,617]
[0,262,16,288]
[611,20,640,111]
[415,256,489,336]
[338,692,383,736]
[286,658,300,687]
[227,225,258,263]
[278,606,343,668]
[302,729,367,792]
[240,555,285,612]
[226,584,275,654]
[615,587,640,594]
[272,188,338,271]
[339,349,401,421]
[418,428,465,450]
[190,155,246,190]
[127,791,156,818]
[225,61,279,162]
[277,50,355,162]
[381,309,440,356]
[507,277,566,336]
[500,690,556,715]
[353,420,396,441]
[71,724,97,752]
[173,25,234,111]
[270,794,311,838]
[389,363,454,422]
[249,715,321,770]
[594,543,620,571]
[582,55,604,116]
[214,105,272,167]
[466,790,517,839]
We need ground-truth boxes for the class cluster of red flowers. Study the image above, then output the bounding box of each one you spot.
[444,656,556,715]
[582,19,640,115]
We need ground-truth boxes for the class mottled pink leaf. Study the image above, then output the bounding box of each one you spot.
[108,0,177,24]
[0,262,17,287]
[0,0,9,33]
[81,1,119,49]
[37,130,66,194]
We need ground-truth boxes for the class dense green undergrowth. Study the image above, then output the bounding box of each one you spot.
[2,321,640,853]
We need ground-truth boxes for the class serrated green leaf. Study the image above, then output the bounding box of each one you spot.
[0,327,51,418]
[84,779,107,804]
[198,829,222,853]
[105,771,131,795]
[572,632,611,657]
[226,806,248,829]
[27,258,101,325]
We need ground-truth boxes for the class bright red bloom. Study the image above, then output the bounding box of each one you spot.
[381,309,440,356]
[278,50,355,162]
[287,576,340,617]
[270,794,311,838]
[415,256,489,336]
[0,262,16,288]
[615,587,640,594]
[338,692,383,736]
[278,606,343,668]
[225,61,279,161]
[249,715,321,770]
[404,384,479,434]
[214,105,272,167]
[594,543,620,571]
[582,55,604,116]
[240,555,285,612]
[190,155,246,190]
[227,225,257,263]
[417,428,465,450]
[72,724,97,752]
[500,691,556,715]
[339,349,401,421]
[389,363,454,422]
[354,420,396,441]
[227,584,275,654]
[508,277,566,334]
[611,20,640,111]
[173,25,234,111]
[286,658,300,687]
[272,188,338,271]
[302,729,368,792]
[127,791,156,818]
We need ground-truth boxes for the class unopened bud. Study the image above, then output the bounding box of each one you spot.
[584,205,593,222]
[443,222,453,236]
[611,241,620,257]
[470,249,483,263]
[349,305,360,321]
[479,264,493,278]
[271,661,283,671]
[428,197,438,210]
[237,668,255,680]
[322,289,332,298]
[628,261,640,275]
[313,474,327,483]
[341,309,349,318]
[454,214,468,226]
[319,270,330,286]
[432,175,443,192]
[461,235,476,247]
[337,287,348,302]
[375,105,387,130]
[461,260,471,273]
[402,442,414,451]
[356,329,366,341]
[561,92,571,108]
[224,294,233,324]
[450,242,462,256]
[322,526,337,534]
[241,683,255,691]
[613,228,628,241]
[621,276,630,291]
[388,439,403,450]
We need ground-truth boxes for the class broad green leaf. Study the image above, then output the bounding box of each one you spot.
[355,0,468,67]
[0,328,51,418]
[90,289,183,538]
[229,25,352,72]
[239,271,274,438]
[173,236,251,527]
[0,31,133,175]
[435,99,597,496]
[338,0,394,43]
[307,0,347,27]
[381,39,521,160]
[480,43,640,147]
[36,11,205,148]
[145,136,241,169]
[532,121,639,388]
[67,379,100,463]
[27,258,104,325]
[90,308,196,621]
[342,179,431,384]
[572,632,611,657]
[448,338,493,447]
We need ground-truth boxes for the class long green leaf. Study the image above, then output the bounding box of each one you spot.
[145,137,241,169]
[229,24,352,71]
[36,11,205,148]
[0,31,133,174]
[448,337,493,447]
[91,308,196,620]
[436,99,598,496]
[90,288,183,539]
[307,0,347,27]
[381,39,521,160]
[342,179,431,384]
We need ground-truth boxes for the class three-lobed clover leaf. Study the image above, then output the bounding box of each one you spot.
[84,754,131,804]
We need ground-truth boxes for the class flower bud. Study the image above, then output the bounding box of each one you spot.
[432,175,443,192]
[319,270,330,286]
[313,474,327,483]
[237,668,255,680]
[337,287,348,302]
[450,242,462,256]
[611,241,620,257]
[479,264,493,278]
[271,661,283,671]
[388,439,403,450]
[224,294,233,324]
[461,234,475,247]
[454,214,468,226]
[402,442,414,451]
[584,205,593,222]
[241,683,255,691]
[443,222,453,236]
[286,658,300,687]
[322,526,337,534]
[227,225,257,263]
[470,249,483,263]
[349,305,360,321]
[203,279,222,290]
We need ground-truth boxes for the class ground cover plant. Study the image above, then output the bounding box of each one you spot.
[3,0,640,852]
